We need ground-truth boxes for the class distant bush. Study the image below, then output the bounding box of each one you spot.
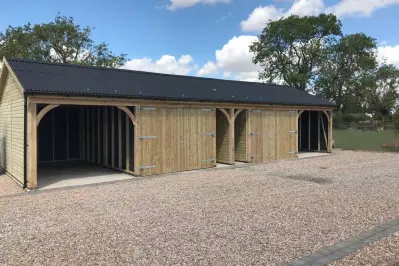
[342,113,370,123]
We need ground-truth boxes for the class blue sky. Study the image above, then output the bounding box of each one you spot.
[2,0,399,81]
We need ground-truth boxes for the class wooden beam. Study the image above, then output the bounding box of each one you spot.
[117,106,137,126]
[126,114,130,171]
[134,106,140,175]
[36,104,59,126]
[233,109,244,122]
[213,108,217,166]
[321,110,331,123]
[328,111,333,152]
[27,100,37,189]
[218,108,230,122]
[320,114,328,149]
[299,115,302,150]
[80,108,84,160]
[29,95,335,112]
[229,108,235,164]
[298,110,305,117]
[118,108,122,169]
[318,112,320,151]
[246,110,251,162]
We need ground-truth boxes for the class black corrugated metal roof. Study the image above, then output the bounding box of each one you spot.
[7,58,336,107]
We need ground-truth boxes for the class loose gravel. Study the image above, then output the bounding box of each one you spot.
[0,150,398,265]
[0,174,23,197]
[331,232,399,266]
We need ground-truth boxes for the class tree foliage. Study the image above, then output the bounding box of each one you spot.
[0,15,127,68]
[250,14,342,91]
[251,14,399,117]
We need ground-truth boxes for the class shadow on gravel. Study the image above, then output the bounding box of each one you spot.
[283,174,332,184]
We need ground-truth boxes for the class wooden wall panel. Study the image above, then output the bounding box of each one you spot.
[216,110,230,164]
[276,110,297,160]
[0,72,25,184]
[248,110,276,163]
[234,110,248,162]
[138,107,215,176]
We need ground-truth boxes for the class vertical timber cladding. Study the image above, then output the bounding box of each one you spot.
[276,110,298,160]
[248,110,276,163]
[138,107,216,176]
[216,110,230,164]
[234,110,248,162]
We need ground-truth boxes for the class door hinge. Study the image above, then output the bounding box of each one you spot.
[200,108,214,111]
[288,151,297,154]
[201,133,216,137]
[250,155,262,159]
[288,130,297,133]
[140,136,157,140]
[141,107,157,111]
[250,110,263,113]
[139,165,157,170]
[249,132,262,136]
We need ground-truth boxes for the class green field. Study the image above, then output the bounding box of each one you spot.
[334,129,399,151]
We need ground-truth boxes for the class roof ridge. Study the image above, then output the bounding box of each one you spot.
[7,58,294,88]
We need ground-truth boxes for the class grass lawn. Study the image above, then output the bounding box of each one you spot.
[334,129,399,151]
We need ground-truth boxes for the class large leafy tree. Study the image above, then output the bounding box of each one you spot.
[314,33,378,111]
[364,64,399,117]
[250,14,342,91]
[0,15,127,68]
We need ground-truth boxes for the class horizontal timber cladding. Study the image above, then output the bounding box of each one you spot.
[234,110,248,162]
[216,110,231,164]
[137,107,216,176]
[0,71,25,184]
[81,106,134,173]
[276,110,298,160]
[248,110,276,163]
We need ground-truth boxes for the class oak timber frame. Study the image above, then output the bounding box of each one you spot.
[26,95,334,189]
[298,110,333,153]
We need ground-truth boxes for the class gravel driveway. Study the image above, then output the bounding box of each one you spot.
[1,150,398,265]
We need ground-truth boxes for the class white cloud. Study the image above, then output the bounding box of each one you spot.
[326,0,399,18]
[122,54,196,75]
[241,0,324,32]
[197,61,218,76]
[168,0,230,10]
[203,35,262,82]
[378,45,399,67]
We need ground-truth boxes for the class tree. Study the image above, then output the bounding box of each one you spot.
[364,64,399,117]
[0,15,127,68]
[314,33,377,111]
[250,14,342,91]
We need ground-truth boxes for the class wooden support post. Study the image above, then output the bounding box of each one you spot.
[318,112,320,151]
[229,108,235,164]
[328,111,333,152]
[118,108,122,169]
[299,115,302,150]
[111,107,115,168]
[97,107,101,163]
[134,106,140,175]
[321,115,328,149]
[126,114,130,171]
[103,107,108,165]
[213,108,217,166]
[246,110,251,162]
[27,100,37,189]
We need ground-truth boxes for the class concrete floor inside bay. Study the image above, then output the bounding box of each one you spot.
[37,152,329,190]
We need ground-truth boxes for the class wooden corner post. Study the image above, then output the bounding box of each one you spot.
[229,108,235,164]
[328,111,333,152]
[27,99,37,189]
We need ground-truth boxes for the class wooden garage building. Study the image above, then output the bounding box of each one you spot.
[0,58,336,189]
